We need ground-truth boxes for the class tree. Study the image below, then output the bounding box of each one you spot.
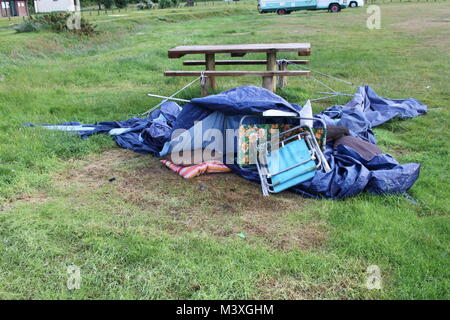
[27,0,34,13]
[114,0,129,8]
[94,0,102,10]
[102,0,114,9]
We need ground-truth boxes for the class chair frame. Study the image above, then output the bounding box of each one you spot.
[237,113,331,196]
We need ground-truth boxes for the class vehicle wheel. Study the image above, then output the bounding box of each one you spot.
[258,5,263,13]
[349,1,358,7]
[276,8,287,15]
[329,4,341,12]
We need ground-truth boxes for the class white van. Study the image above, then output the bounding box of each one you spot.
[258,0,348,15]
[348,0,364,7]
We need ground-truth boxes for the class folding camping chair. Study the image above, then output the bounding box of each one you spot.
[237,110,331,196]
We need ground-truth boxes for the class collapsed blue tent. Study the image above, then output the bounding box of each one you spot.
[164,85,426,199]
[30,85,427,199]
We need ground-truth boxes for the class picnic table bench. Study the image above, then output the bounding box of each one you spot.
[165,43,312,96]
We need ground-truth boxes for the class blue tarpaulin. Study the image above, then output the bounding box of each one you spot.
[31,85,427,199]
[26,100,182,155]
[225,86,427,199]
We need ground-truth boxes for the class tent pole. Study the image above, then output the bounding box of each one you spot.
[146,94,190,103]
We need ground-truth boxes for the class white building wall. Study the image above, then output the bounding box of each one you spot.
[34,0,76,13]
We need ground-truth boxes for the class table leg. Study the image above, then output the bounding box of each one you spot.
[202,53,216,96]
[262,51,277,92]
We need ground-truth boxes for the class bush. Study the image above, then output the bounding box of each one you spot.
[13,20,42,33]
[15,13,97,36]
[73,18,97,36]
[35,13,70,32]
[158,0,179,8]
[136,0,154,9]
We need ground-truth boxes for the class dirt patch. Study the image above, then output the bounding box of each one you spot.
[241,211,327,251]
[54,149,139,188]
[385,145,411,159]
[261,20,318,35]
[392,18,450,33]
[422,36,450,51]
[0,192,51,213]
[9,39,65,61]
[254,273,362,300]
[389,4,450,34]
[55,149,328,251]
[25,38,65,55]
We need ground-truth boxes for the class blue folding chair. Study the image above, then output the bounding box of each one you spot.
[237,110,331,196]
[256,131,322,196]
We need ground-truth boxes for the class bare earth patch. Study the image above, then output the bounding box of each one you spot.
[392,16,450,33]
[388,3,450,40]
[0,192,51,213]
[54,149,328,251]
[254,273,363,300]
[261,19,319,35]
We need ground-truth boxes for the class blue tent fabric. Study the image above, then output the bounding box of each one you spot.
[84,116,167,155]
[171,86,301,133]
[191,85,300,114]
[315,85,427,144]
[30,85,426,199]
[159,111,226,157]
[171,102,213,132]
[27,101,182,155]
[227,85,426,199]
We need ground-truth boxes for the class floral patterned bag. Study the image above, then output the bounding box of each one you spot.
[237,124,326,165]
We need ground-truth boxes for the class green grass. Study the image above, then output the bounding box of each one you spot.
[0,2,449,299]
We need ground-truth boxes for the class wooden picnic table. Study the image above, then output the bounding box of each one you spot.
[166,43,311,95]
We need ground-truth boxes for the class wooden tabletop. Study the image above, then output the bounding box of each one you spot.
[168,43,311,58]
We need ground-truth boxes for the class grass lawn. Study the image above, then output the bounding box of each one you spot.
[0,2,449,299]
